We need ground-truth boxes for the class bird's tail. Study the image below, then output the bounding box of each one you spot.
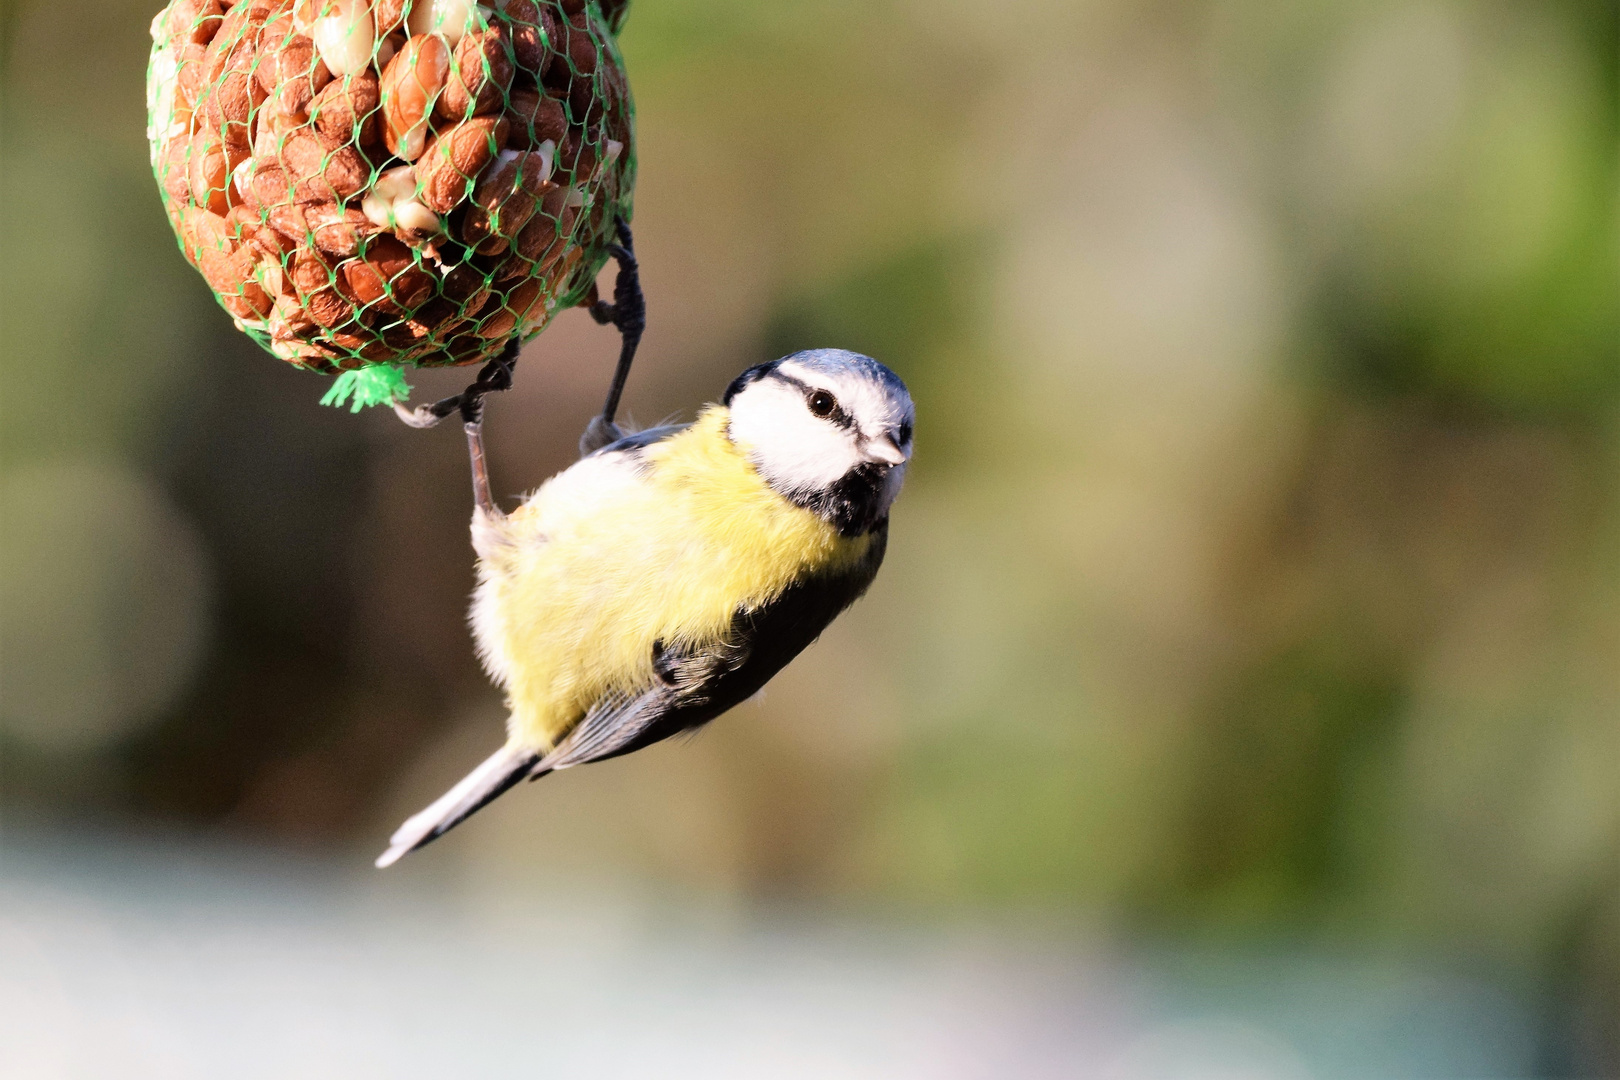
[375,741,541,868]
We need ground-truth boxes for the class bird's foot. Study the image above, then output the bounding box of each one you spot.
[393,338,520,518]
[580,217,644,456]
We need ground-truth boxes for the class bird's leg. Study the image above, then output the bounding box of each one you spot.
[464,412,498,519]
[580,217,645,456]
[394,337,520,518]
[459,346,517,518]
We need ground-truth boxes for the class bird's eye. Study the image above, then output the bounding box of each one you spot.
[807,390,837,418]
[897,422,912,445]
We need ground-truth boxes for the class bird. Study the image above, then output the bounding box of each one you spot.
[376,348,914,867]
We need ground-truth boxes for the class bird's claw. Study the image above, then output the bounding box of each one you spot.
[583,217,646,452]
[392,337,520,430]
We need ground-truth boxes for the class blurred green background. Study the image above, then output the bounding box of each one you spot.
[1,0,1617,1074]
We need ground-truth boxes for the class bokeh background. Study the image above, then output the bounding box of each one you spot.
[2,0,1617,1075]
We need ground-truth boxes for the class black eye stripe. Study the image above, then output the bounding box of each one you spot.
[765,371,812,393]
[823,400,855,428]
[763,371,855,429]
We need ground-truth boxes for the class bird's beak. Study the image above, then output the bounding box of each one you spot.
[866,434,909,466]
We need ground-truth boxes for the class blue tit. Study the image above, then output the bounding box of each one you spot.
[376,349,914,867]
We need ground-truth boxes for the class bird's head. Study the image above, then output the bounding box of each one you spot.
[724,349,914,535]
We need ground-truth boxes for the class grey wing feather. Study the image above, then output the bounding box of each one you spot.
[590,423,690,458]
[534,688,674,772]
[534,639,750,773]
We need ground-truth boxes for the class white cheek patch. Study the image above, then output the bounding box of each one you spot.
[727,377,862,495]
[776,358,913,453]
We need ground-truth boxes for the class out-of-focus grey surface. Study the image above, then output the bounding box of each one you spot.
[0,830,1535,1079]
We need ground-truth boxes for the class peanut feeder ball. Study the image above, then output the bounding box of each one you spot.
[147,0,634,405]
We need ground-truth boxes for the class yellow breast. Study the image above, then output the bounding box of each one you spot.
[475,406,872,750]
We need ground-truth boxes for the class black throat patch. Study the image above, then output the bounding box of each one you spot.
[789,462,892,537]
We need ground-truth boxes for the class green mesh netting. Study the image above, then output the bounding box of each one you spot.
[146,0,635,406]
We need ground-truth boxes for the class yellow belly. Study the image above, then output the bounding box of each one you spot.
[475,407,872,749]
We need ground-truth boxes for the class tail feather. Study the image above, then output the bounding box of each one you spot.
[375,742,541,868]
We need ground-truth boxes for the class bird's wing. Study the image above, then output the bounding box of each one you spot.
[590,422,690,458]
[532,637,750,772]
[534,526,890,774]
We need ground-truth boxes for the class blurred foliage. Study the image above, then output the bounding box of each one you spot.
[1312,39,1618,414]
[1151,638,1406,926]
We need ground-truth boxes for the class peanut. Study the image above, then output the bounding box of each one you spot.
[596,42,631,147]
[305,288,355,327]
[402,296,464,334]
[311,0,374,77]
[279,128,370,203]
[380,34,451,161]
[166,0,223,46]
[199,17,270,152]
[174,42,209,113]
[336,234,434,313]
[218,267,276,320]
[188,127,249,214]
[495,0,554,77]
[266,200,312,244]
[289,247,334,293]
[372,0,409,35]
[407,0,480,47]
[459,147,551,247]
[158,134,193,204]
[270,292,319,339]
[475,306,516,340]
[441,260,493,310]
[480,241,529,282]
[391,199,443,238]
[184,206,274,319]
[227,203,294,260]
[327,329,400,362]
[543,8,598,122]
[476,277,544,339]
[253,91,308,158]
[360,165,443,237]
[436,24,514,120]
[416,115,509,213]
[179,205,232,265]
[290,250,355,328]
[289,0,320,33]
[360,192,393,227]
[374,163,418,202]
[306,201,375,256]
[309,69,381,147]
[563,11,597,78]
[503,86,567,150]
[243,161,294,211]
[200,2,269,86]
[255,32,330,109]
[513,179,574,267]
[438,330,502,365]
